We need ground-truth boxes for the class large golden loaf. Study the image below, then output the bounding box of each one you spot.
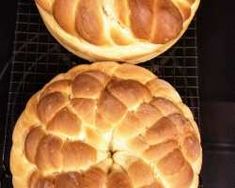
[10,62,202,188]
[35,0,200,63]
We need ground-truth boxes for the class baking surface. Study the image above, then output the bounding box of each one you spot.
[1,0,201,187]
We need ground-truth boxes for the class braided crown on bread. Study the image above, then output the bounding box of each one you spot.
[10,62,202,188]
[35,0,200,63]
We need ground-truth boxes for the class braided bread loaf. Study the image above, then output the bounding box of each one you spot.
[10,62,202,188]
[35,0,200,63]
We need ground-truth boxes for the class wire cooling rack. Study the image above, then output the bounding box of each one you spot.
[1,0,202,187]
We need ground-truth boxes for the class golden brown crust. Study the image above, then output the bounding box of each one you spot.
[53,0,78,35]
[182,134,201,161]
[54,172,82,188]
[141,181,164,188]
[127,160,154,187]
[98,89,127,123]
[158,149,186,175]
[35,0,200,63]
[70,98,96,125]
[144,140,178,161]
[145,117,178,145]
[72,73,104,99]
[115,112,142,139]
[151,0,183,43]
[36,0,54,13]
[115,0,130,26]
[41,80,71,97]
[37,92,67,123]
[47,107,81,136]
[11,62,202,188]
[108,79,152,109]
[35,135,63,173]
[62,141,97,170]
[108,171,132,188]
[129,0,154,40]
[76,0,106,45]
[25,127,45,163]
[82,167,107,188]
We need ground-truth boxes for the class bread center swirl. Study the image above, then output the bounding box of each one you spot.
[11,62,202,188]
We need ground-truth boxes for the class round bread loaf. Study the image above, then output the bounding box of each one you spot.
[10,62,202,188]
[35,0,200,63]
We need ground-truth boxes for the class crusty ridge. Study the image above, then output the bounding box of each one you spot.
[10,62,202,188]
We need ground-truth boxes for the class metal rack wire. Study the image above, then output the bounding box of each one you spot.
[1,0,202,187]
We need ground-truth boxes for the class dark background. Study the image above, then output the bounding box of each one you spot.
[199,1,235,187]
[0,0,235,187]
